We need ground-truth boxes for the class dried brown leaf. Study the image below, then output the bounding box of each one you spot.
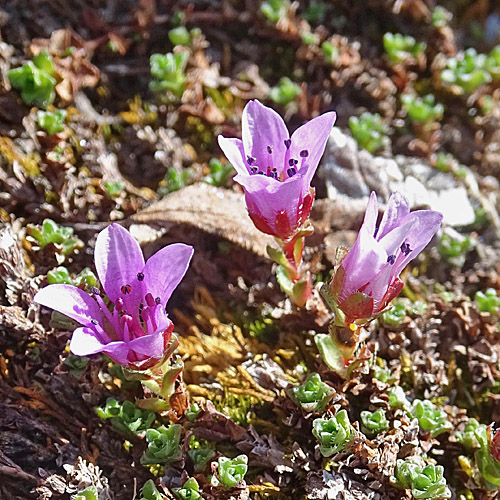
[131,183,274,257]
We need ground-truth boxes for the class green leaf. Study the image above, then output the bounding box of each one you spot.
[314,333,350,377]
[392,459,451,499]
[138,480,165,500]
[8,59,56,107]
[381,300,407,326]
[475,288,500,314]
[216,455,248,487]
[74,487,99,500]
[95,398,155,437]
[47,266,73,285]
[261,0,289,23]
[360,408,389,436]
[312,410,355,457]
[269,77,300,106]
[141,424,182,465]
[37,109,67,134]
[388,386,409,409]
[150,52,189,98]
[383,32,426,64]
[169,26,191,46]
[411,400,452,438]
[188,448,215,472]
[275,264,294,296]
[173,478,202,500]
[349,112,389,154]
[288,372,335,413]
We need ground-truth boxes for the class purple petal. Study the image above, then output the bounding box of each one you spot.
[70,326,107,356]
[376,192,410,240]
[360,192,379,238]
[234,171,277,193]
[242,100,289,171]
[102,342,131,365]
[339,225,387,301]
[361,265,394,305]
[142,243,194,305]
[391,210,443,277]
[377,218,416,257]
[128,330,166,357]
[34,284,101,326]
[243,175,305,233]
[290,111,336,185]
[217,136,249,177]
[94,224,145,304]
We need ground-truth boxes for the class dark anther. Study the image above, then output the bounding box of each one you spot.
[155,297,161,305]
[91,319,99,325]
[300,150,309,157]
[288,158,296,166]
[387,254,396,265]
[400,242,411,256]
[267,145,273,154]
[137,272,144,281]
[90,286,101,296]
[246,156,255,165]
[287,167,297,177]
[270,170,278,179]
[250,167,258,174]
[284,139,291,149]
[258,171,265,175]
[121,284,132,295]
[293,159,298,165]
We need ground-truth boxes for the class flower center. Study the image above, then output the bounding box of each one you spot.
[246,139,309,181]
[89,284,167,349]
[387,241,412,266]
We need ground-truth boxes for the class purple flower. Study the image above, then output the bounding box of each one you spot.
[328,192,442,324]
[218,100,336,240]
[34,224,193,370]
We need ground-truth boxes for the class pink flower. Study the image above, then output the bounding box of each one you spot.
[218,100,336,240]
[329,192,442,324]
[34,224,193,370]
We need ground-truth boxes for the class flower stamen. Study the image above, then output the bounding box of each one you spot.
[401,242,412,256]
[299,149,309,172]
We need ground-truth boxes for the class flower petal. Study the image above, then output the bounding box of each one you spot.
[70,326,107,356]
[242,100,289,171]
[290,111,336,185]
[34,284,101,325]
[103,342,131,365]
[376,277,404,314]
[128,330,167,357]
[95,224,145,304]
[339,225,387,301]
[361,264,394,305]
[244,175,305,237]
[142,243,194,305]
[377,218,416,257]
[391,210,443,277]
[217,136,249,177]
[361,192,379,237]
[234,172,276,193]
[376,192,410,240]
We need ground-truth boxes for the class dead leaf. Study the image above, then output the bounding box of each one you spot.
[131,183,274,257]
[29,29,100,102]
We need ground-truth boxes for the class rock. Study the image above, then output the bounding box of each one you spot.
[306,470,384,500]
[318,127,477,227]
